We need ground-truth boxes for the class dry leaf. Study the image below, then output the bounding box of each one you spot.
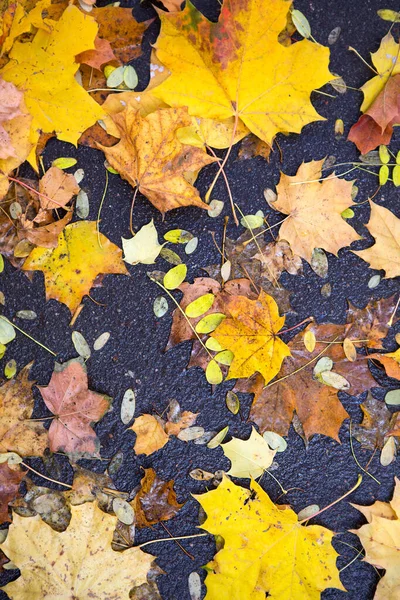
[352,478,400,600]
[0,502,156,599]
[221,427,276,479]
[38,166,79,212]
[273,160,359,263]
[132,468,182,527]
[75,36,116,71]
[369,349,400,380]
[100,106,215,214]
[0,364,48,457]
[211,291,290,384]
[131,415,169,456]
[196,476,344,599]
[23,221,128,313]
[353,201,400,279]
[38,359,111,458]
[151,0,333,146]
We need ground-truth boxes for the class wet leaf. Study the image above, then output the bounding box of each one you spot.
[313,356,333,375]
[185,237,198,254]
[0,319,15,345]
[240,214,264,229]
[220,260,231,282]
[262,431,287,453]
[319,371,350,390]
[196,313,226,334]
[15,310,36,320]
[304,330,316,352]
[160,247,182,265]
[188,572,202,600]
[380,436,396,466]
[123,65,138,90]
[123,220,164,266]
[189,468,214,481]
[291,9,311,38]
[131,468,182,527]
[177,426,205,441]
[343,338,357,362]
[310,248,328,278]
[328,27,341,44]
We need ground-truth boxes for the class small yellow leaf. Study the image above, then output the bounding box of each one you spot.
[185,293,215,318]
[205,337,224,352]
[214,350,234,366]
[393,165,400,187]
[52,157,77,170]
[196,313,226,334]
[291,9,311,38]
[377,8,400,22]
[4,360,16,379]
[221,427,276,479]
[163,264,187,290]
[379,164,389,185]
[304,330,316,352]
[343,338,357,362]
[379,145,390,164]
[205,359,223,385]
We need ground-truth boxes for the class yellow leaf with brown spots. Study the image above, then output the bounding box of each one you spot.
[22,221,128,314]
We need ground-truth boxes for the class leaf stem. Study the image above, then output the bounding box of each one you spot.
[97,168,109,248]
[138,532,209,549]
[7,177,72,210]
[298,474,363,524]
[205,111,238,204]
[0,316,57,357]
[349,419,381,485]
[20,462,72,489]
[348,47,379,74]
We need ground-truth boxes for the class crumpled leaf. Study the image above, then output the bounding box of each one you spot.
[38,359,111,458]
[211,290,290,384]
[0,502,156,599]
[353,201,400,279]
[151,0,333,146]
[272,160,360,263]
[196,476,344,599]
[221,427,276,479]
[352,478,400,600]
[0,5,105,166]
[131,468,182,527]
[0,462,24,524]
[239,322,376,440]
[122,220,164,265]
[100,106,215,214]
[22,221,128,313]
[0,364,48,457]
[353,391,400,452]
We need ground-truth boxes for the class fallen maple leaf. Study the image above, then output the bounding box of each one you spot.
[39,359,111,458]
[151,0,333,146]
[240,322,376,440]
[345,296,398,349]
[132,468,182,527]
[272,160,359,263]
[131,415,169,456]
[348,114,393,155]
[75,36,116,71]
[196,476,344,599]
[100,106,215,214]
[0,502,156,599]
[122,220,164,265]
[353,201,400,279]
[0,5,104,166]
[221,427,276,479]
[22,221,128,313]
[0,364,48,457]
[0,109,32,200]
[37,166,79,213]
[353,392,400,451]
[0,463,24,524]
[369,349,400,380]
[352,478,400,600]
[237,133,272,161]
[0,76,22,159]
[211,290,290,384]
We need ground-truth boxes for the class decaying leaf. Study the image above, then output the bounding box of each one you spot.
[0,502,156,599]
[272,160,359,263]
[100,106,215,214]
[22,221,128,313]
[345,296,398,349]
[211,291,290,384]
[132,468,182,527]
[196,476,344,599]
[352,478,400,600]
[151,0,333,146]
[0,364,48,457]
[353,201,400,279]
[38,359,111,458]
[369,349,400,380]
[0,462,24,524]
[352,392,400,452]
[221,427,276,479]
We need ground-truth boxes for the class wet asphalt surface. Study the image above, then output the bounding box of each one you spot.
[1,0,400,598]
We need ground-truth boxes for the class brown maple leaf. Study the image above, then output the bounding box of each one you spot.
[348,114,393,155]
[0,463,25,524]
[239,322,375,440]
[352,392,400,451]
[131,468,182,527]
[237,133,272,161]
[0,364,48,457]
[99,106,216,214]
[36,166,79,216]
[272,160,360,263]
[38,359,111,458]
[75,36,116,71]
[345,296,398,349]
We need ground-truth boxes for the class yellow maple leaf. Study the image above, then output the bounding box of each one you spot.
[130,414,169,456]
[359,33,400,113]
[22,221,128,314]
[221,427,276,478]
[352,478,400,600]
[272,159,360,263]
[99,106,216,214]
[0,5,105,167]
[196,476,344,600]
[150,0,333,146]
[0,502,156,599]
[211,290,290,384]
[353,201,400,279]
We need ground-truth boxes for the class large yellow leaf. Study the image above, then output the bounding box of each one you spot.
[22,221,128,313]
[273,160,360,263]
[196,476,344,600]
[0,502,156,599]
[211,290,290,384]
[100,106,216,214]
[352,478,400,600]
[151,0,333,145]
[353,201,400,279]
[0,5,105,166]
